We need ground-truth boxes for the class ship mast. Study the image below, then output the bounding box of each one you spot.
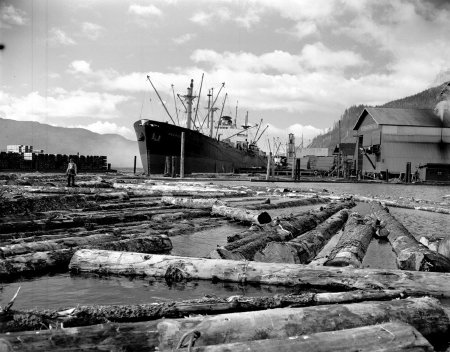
[183,79,194,130]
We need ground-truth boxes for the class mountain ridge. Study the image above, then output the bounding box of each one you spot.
[0,118,141,168]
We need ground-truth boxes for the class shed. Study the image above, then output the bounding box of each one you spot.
[353,107,450,178]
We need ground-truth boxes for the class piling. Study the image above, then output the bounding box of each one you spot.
[180,132,185,178]
[133,156,137,174]
[265,152,272,180]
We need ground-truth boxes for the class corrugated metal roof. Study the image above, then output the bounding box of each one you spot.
[353,107,449,130]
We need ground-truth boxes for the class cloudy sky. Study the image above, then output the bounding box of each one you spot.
[1,0,450,148]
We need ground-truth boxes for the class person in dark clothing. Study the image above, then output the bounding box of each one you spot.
[66,158,77,187]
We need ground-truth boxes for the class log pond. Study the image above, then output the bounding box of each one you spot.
[0,172,449,351]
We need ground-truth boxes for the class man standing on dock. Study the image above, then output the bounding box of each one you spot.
[66,158,77,187]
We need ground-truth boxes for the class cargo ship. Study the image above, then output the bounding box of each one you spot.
[134,78,268,175]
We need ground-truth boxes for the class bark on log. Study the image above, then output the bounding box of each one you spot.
[0,321,161,351]
[157,297,449,350]
[0,233,118,257]
[0,290,405,332]
[324,213,374,267]
[69,250,450,297]
[180,322,434,352]
[210,200,355,260]
[0,237,172,280]
[211,204,272,225]
[96,236,172,253]
[254,209,349,263]
[161,196,224,209]
[371,202,450,272]
[0,207,190,235]
[0,249,73,279]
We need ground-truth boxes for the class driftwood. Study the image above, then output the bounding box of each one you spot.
[324,213,374,267]
[210,200,355,260]
[157,296,449,350]
[179,322,434,352]
[371,202,450,272]
[0,290,405,332]
[69,250,450,297]
[161,196,223,209]
[254,209,349,263]
[211,204,272,225]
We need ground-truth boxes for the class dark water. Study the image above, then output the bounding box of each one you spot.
[0,273,293,310]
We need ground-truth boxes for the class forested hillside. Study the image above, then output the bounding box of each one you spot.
[308,81,449,149]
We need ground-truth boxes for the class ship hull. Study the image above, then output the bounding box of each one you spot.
[134,120,267,174]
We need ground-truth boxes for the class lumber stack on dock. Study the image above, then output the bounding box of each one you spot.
[0,172,449,351]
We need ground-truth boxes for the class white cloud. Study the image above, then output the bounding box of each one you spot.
[190,5,261,28]
[299,43,367,70]
[72,121,135,139]
[191,45,366,74]
[128,4,162,17]
[69,60,92,74]
[190,11,213,26]
[49,28,76,46]
[267,123,325,146]
[173,33,196,45]
[291,21,318,39]
[81,22,104,40]
[0,90,131,122]
[0,4,27,28]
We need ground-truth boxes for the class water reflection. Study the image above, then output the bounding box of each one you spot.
[0,272,294,310]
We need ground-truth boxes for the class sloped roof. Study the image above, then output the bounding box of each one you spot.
[353,107,449,130]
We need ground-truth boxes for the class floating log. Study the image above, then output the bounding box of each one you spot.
[0,321,161,352]
[245,196,328,210]
[179,322,434,352]
[371,202,450,272]
[324,213,374,267]
[96,236,172,253]
[0,233,118,257]
[210,200,355,260]
[211,204,272,225]
[0,236,172,280]
[161,196,223,209]
[69,250,450,297]
[0,249,74,279]
[0,290,405,332]
[157,296,449,350]
[254,209,349,263]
